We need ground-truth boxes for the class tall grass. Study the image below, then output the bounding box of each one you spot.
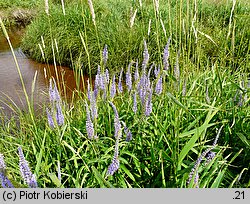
[20,0,249,73]
[0,0,249,188]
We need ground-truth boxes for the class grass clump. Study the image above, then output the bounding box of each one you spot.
[21,0,249,72]
[0,0,249,188]
[0,0,44,26]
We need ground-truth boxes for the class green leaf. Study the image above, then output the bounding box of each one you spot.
[236,133,250,148]
[35,130,46,176]
[48,173,63,188]
[91,166,114,188]
[120,164,135,182]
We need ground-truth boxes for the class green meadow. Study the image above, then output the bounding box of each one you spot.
[0,0,249,188]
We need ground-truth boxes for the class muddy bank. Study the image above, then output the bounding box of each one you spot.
[0,8,35,26]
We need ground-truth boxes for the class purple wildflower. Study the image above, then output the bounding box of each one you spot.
[121,121,132,142]
[0,154,6,169]
[109,102,122,138]
[0,154,14,188]
[90,92,98,120]
[118,68,123,93]
[154,65,160,77]
[105,69,109,84]
[110,75,116,99]
[49,78,55,102]
[147,64,154,88]
[134,59,139,82]
[85,103,95,139]
[142,40,149,69]
[103,44,108,67]
[194,172,199,188]
[126,62,132,91]
[99,73,105,91]
[55,102,64,126]
[49,78,60,102]
[155,76,163,95]
[187,126,223,187]
[0,173,14,188]
[163,37,171,71]
[18,147,38,188]
[145,87,153,116]
[205,151,216,165]
[133,92,137,113]
[107,140,120,176]
[107,155,119,176]
[46,108,55,129]
[138,73,147,105]
[94,80,99,99]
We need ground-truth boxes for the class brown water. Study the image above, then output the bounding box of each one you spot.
[0,27,83,117]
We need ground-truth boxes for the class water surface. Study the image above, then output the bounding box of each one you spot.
[0,27,82,117]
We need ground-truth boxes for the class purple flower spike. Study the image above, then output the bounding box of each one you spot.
[18,147,38,188]
[107,156,119,176]
[205,151,216,165]
[118,68,123,93]
[134,59,139,82]
[46,108,55,129]
[0,154,14,188]
[138,73,147,105]
[154,65,160,77]
[126,62,132,91]
[133,92,137,113]
[163,37,171,71]
[107,140,120,176]
[85,103,95,139]
[142,40,149,69]
[56,102,64,126]
[105,69,109,84]
[49,78,60,102]
[145,87,153,116]
[49,78,55,102]
[187,126,223,187]
[110,75,116,99]
[155,76,163,95]
[121,121,132,142]
[0,154,6,169]
[109,102,122,138]
[99,73,105,91]
[0,173,14,188]
[90,92,98,120]
[103,44,108,67]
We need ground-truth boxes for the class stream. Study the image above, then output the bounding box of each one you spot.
[0,27,80,117]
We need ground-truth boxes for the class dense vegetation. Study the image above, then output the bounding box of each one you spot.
[20,0,250,72]
[0,0,249,188]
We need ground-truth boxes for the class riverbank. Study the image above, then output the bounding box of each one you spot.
[20,0,250,73]
[0,0,43,26]
[0,8,36,26]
